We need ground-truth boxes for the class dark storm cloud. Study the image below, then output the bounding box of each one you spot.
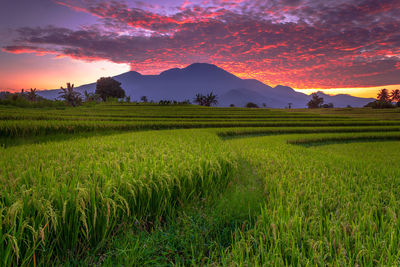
[3,0,400,88]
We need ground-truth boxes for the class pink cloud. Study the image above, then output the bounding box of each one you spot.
[4,0,400,88]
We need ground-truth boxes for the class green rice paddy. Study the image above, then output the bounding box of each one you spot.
[1,104,400,266]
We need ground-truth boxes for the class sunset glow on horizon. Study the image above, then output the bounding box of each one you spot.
[1,0,399,97]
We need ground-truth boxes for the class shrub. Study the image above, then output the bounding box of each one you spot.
[194,92,218,106]
[245,102,259,108]
[364,101,394,109]
[322,103,334,108]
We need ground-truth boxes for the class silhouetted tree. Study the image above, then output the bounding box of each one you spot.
[95,77,125,101]
[390,89,400,104]
[59,83,82,106]
[262,103,267,108]
[288,102,292,109]
[377,88,390,102]
[194,94,203,105]
[140,96,148,102]
[230,104,235,107]
[307,93,324,108]
[363,88,396,108]
[369,88,394,108]
[245,102,259,108]
[204,92,218,106]
[364,100,394,109]
[193,92,218,106]
[27,88,37,102]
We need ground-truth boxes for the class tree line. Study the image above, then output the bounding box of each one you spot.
[364,89,400,108]
[306,88,400,109]
[4,79,398,109]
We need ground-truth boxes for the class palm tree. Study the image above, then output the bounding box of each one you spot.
[140,96,148,103]
[204,92,218,106]
[390,89,400,103]
[194,92,217,106]
[377,88,390,102]
[59,83,82,106]
[27,88,37,102]
[194,93,204,105]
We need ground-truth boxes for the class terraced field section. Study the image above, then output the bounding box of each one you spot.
[1,104,400,266]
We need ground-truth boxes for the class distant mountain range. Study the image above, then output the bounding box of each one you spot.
[37,63,375,108]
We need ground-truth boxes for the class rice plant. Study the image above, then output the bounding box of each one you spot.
[1,104,400,265]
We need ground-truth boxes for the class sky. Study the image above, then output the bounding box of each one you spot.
[0,0,399,97]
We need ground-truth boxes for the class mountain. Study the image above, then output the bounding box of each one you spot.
[37,63,375,108]
[314,91,374,108]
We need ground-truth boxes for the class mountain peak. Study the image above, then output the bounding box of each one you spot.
[274,85,295,92]
[158,63,228,78]
[36,63,374,108]
[180,63,241,81]
[184,63,220,70]
[114,70,142,79]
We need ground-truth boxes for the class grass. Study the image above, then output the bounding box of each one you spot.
[1,103,400,265]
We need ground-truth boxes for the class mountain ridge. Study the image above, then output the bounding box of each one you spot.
[37,63,375,108]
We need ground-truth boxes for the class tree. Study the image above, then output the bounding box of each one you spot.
[377,88,390,103]
[390,89,400,103]
[140,96,148,102]
[193,92,218,106]
[27,88,37,102]
[95,77,125,101]
[84,90,100,102]
[230,104,235,107]
[288,102,292,109]
[364,100,394,109]
[59,83,82,106]
[194,94,204,105]
[245,102,259,108]
[204,92,218,106]
[370,88,394,108]
[307,93,324,108]
[262,103,267,108]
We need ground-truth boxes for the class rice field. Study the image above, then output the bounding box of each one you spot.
[1,104,400,266]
